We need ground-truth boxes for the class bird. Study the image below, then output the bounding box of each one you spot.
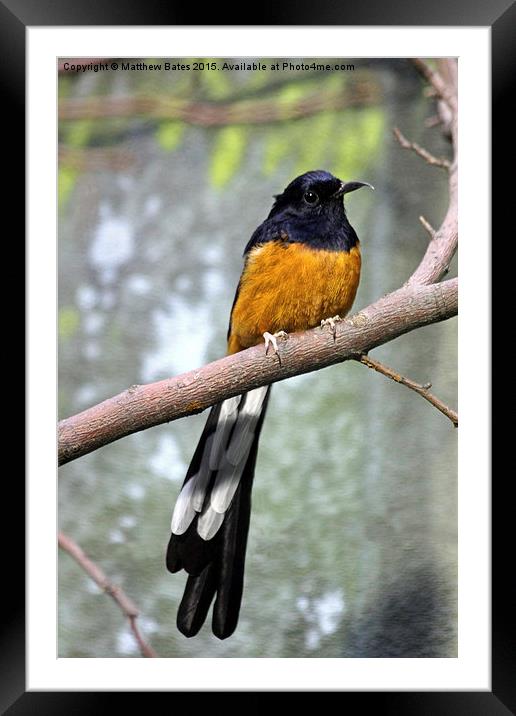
[166,169,373,639]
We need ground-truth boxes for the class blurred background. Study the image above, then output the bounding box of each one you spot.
[58,58,457,658]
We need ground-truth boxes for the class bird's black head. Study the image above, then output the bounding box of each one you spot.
[268,170,373,222]
[244,170,374,255]
[253,170,373,253]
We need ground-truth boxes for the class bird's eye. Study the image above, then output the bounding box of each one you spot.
[303,190,319,205]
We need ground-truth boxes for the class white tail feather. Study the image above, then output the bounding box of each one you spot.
[209,395,241,469]
[171,388,268,541]
[225,428,255,466]
[241,386,268,416]
[210,387,268,512]
[210,455,247,513]
[197,504,225,541]
[171,476,198,534]
[225,387,268,465]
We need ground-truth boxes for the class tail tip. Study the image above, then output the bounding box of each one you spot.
[212,614,238,640]
[176,614,203,638]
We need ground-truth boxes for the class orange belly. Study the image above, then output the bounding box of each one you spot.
[227,241,361,354]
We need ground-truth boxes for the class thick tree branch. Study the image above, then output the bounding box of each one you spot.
[353,353,458,427]
[58,532,158,657]
[58,279,457,465]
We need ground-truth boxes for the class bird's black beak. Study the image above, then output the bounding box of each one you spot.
[334,180,375,197]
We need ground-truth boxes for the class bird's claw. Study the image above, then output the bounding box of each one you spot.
[263,330,288,356]
[321,315,342,339]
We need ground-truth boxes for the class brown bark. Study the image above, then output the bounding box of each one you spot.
[59,279,457,465]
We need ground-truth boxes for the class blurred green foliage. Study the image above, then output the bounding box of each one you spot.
[66,119,95,148]
[209,126,249,188]
[58,166,78,208]
[156,121,185,152]
[59,306,80,340]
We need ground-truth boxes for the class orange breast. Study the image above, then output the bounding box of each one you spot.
[227,241,361,354]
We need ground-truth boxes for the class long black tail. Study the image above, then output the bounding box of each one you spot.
[166,386,271,639]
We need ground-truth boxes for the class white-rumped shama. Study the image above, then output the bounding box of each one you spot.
[166,170,372,639]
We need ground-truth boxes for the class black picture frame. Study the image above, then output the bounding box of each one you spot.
[13,0,505,711]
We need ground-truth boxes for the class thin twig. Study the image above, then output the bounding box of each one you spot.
[353,353,458,427]
[419,215,436,240]
[58,531,158,657]
[393,127,451,170]
[411,58,458,113]
[424,114,442,129]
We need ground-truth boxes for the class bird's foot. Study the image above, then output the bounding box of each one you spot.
[321,315,342,340]
[263,330,288,356]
